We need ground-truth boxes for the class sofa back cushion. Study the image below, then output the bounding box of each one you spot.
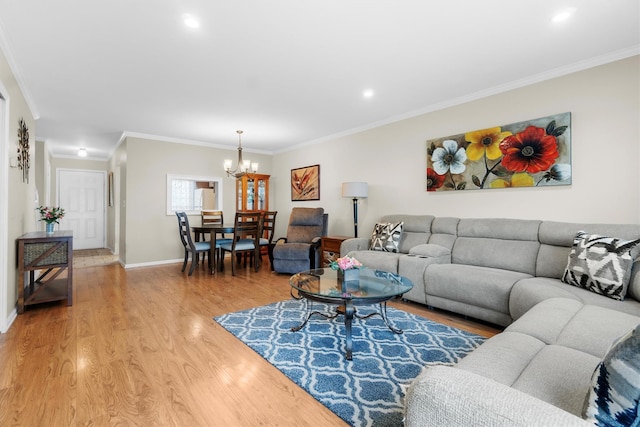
[452,218,541,275]
[427,217,459,250]
[380,215,434,254]
[537,221,640,301]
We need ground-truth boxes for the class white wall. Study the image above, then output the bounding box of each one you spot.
[272,56,640,239]
[122,136,273,265]
[0,46,35,331]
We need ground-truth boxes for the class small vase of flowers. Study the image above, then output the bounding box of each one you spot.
[330,256,363,282]
[37,206,65,234]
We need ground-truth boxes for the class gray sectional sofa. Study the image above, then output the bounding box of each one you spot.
[341,215,640,425]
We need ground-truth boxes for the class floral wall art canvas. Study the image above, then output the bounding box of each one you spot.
[426,112,571,192]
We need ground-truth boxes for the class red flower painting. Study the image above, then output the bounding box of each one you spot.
[426,113,571,191]
[426,168,446,192]
[499,126,559,174]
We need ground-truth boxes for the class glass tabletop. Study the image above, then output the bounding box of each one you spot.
[290,267,413,300]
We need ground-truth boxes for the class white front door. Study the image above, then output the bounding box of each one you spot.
[58,169,106,250]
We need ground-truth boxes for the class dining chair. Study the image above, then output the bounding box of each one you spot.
[218,211,262,276]
[241,210,278,268]
[201,209,225,237]
[202,210,233,266]
[201,209,223,225]
[260,210,278,259]
[176,211,211,276]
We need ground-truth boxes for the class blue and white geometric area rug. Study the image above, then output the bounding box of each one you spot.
[214,299,485,427]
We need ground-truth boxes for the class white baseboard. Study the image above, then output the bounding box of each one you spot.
[123,258,183,269]
[1,307,17,333]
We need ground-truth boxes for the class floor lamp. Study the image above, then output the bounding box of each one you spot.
[342,182,368,237]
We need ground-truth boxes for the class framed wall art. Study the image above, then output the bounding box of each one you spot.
[426,112,571,192]
[108,171,114,207]
[291,164,320,201]
[17,117,30,183]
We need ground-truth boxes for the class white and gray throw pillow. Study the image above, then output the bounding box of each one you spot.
[562,231,640,301]
[583,324,640,426]
[370,222,403,253]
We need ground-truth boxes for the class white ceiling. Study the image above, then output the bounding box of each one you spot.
[0,0,638,160]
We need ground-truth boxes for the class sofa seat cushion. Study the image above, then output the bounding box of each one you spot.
[426,264,531,315]
[456,331,546,385]
[507,298,640,357]
[512,345,600,416]
[272,242,313,261]
[345,250,401,273]
[510,277,640,321]
[457,333,600,417]
[456,298,640,418]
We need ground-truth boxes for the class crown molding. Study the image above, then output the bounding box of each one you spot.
[277,46,640,154]
[118,131,274,155]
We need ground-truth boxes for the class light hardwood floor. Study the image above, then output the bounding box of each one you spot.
[0,256,501,426]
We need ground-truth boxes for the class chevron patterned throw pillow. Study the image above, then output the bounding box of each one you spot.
[583,324,640,426]
[562,231,640,300]
[370,222,403,253]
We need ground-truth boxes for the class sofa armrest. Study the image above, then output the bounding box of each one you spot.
[340,237,370,256]
[404,366,590,427]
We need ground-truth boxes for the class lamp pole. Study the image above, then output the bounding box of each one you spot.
[352,197,359,237]
[341,182,368,238]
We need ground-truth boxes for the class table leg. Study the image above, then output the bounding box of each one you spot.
[379,301,403,334]
[344,300,355,360]
[355,302,404,335]
[211,232,217,274]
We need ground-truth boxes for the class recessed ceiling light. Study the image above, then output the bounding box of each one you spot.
[552,8,576,23]
[363,89,374,98]
[183,14,200,29]
[77,148,87,157]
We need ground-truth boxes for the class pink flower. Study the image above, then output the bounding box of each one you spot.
[335,256,362,270]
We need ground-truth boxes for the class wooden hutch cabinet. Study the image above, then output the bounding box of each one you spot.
[236,174,270,211]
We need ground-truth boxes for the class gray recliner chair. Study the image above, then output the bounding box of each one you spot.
[269,207,328,274]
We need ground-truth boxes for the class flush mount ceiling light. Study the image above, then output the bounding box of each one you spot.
[77,148,87,157]
[224,130,258,179]
[552,7,576,23]
[363,89,374,98]
[183,13,200,29]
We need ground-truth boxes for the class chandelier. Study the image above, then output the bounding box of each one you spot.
[224,130,258,179]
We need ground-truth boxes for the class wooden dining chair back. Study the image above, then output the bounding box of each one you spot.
[260,211,278,261]
[241,210,278,267]
[201,210,223,225]
[218,211,262,276]
[176,211,211,276]
[260,211,278,246]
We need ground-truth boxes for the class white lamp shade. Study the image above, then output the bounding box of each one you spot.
[342,182,368,198]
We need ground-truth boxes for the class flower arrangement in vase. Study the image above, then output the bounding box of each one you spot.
[330,256,363,282]
[36,206,65,234]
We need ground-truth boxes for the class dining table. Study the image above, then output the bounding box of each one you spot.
[191,223,236,274]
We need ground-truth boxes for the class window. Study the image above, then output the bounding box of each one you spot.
[166,174,223,215]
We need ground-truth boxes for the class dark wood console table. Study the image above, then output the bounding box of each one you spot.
[17,230,73,313]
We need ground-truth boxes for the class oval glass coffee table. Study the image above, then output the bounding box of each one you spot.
[289,267,413,360]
